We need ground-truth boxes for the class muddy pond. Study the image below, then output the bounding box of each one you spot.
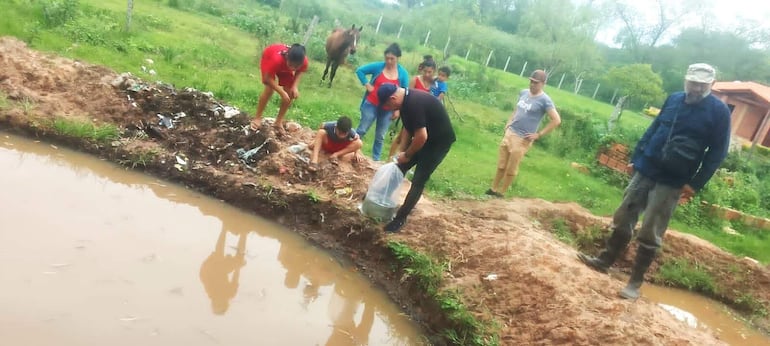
[1,132,768,345]
[0,133,424,345]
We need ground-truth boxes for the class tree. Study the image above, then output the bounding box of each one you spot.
[516,0,604,74]
[610,0,705,63]
[603,64,665,110]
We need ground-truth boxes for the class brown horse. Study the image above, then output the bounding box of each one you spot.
[321,25,362,88]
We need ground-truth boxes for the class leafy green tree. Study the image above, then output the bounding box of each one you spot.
[603,64,665,109]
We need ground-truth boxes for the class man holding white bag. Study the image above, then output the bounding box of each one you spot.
[375,83,456,233]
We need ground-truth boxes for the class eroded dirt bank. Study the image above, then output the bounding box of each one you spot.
[2,37,768,345]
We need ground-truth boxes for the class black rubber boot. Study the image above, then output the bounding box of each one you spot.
[577,229,632,273]
[619,245,657,299]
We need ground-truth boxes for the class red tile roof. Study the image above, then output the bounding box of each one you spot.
[713,81,770,105]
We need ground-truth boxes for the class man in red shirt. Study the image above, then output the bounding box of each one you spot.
[250,43,308,135]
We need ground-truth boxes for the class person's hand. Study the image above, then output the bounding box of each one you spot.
[365,84,374,93]
[626,163,634,175]
[680,184,696,204]
[396,152,410,164]
[279,90,291,103]
[289,87,300,99]
[524,132,541,141]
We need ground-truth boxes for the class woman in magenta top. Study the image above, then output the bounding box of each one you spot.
[354,43,409,161]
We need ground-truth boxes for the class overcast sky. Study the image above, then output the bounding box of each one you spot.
[593,0,770,47]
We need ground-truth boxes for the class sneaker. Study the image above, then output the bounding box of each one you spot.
[384,218,406,233]
[485,189,504,198]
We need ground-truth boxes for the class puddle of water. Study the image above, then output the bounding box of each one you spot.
[0,133,425,345]
[642,281,770,345]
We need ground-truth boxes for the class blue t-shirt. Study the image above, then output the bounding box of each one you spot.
[430,80,447,98]
[509,89,555,137]
[323,121,357,143]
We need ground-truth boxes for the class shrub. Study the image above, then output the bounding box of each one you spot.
[41,0,80,28]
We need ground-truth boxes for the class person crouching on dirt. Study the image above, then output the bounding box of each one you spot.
[308,116,363,172]
[250,43,308,136]
[577,63,731,300]
[376,83,456,233]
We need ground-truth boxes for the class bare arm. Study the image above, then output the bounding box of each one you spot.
[539,107,562,137]
[262,72,288,100]
[403,128,427,158]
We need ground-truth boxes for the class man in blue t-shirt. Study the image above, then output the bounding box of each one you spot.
[308,116,363,171]
[578,63,732,300]
[486,69,562,198]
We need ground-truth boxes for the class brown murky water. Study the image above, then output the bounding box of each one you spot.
[0,133,425,345]
[642,284,770,345]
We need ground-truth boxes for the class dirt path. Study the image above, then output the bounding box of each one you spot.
[2,37,768,345]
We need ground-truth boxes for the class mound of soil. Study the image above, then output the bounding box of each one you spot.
[2,36,768,345]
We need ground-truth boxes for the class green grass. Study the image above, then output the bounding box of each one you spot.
[388,241,499,346]
[51,117,120,143]
[3,0,770,265]
[656,258,718,295]
[0,92,9,109]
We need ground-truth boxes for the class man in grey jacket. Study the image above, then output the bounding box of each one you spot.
[578,63,732,299]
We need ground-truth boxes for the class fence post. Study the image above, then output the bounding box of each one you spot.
[125,0,133,32]
[424,30,431,46]
[443,35,451,57]
[592,83,601,99]
[485,50,494,67]
[610,88,618,104]
[519,61,528,76]
[375,14,383,34]
[302,16,319,46]
[557,73,565,89]
[503,56,511,72]
[574,79,583,94]
[465,45,472,60]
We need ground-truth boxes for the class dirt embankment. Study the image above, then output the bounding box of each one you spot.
[2,36,768,345]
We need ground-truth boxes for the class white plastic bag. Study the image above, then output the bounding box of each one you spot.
[361,162,404,221]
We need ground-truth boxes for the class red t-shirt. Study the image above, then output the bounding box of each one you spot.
[413,76,430,92]
[366,73,400,105]
[260,44,309,86]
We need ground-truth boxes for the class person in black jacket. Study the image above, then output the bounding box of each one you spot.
[578,63,732,299]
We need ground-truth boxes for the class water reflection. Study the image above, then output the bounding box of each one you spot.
[326,284,377,345]
[199,229,248,315]
[0,132,423,345]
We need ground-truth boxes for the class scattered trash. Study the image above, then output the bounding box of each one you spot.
[210,104,240,119]
[223,106,239,119]
[236,139,270,165]
[145,58,154,65]
[50,144,58,150]
[334,187,352,195]
[148,69,157,76]
[483,273,499,281]
[288,143,308,154]
[294,154,309,164]
[173,111,187,119]
[175,154,188,166]
[658,304,698,328]
[157,114,174,129]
